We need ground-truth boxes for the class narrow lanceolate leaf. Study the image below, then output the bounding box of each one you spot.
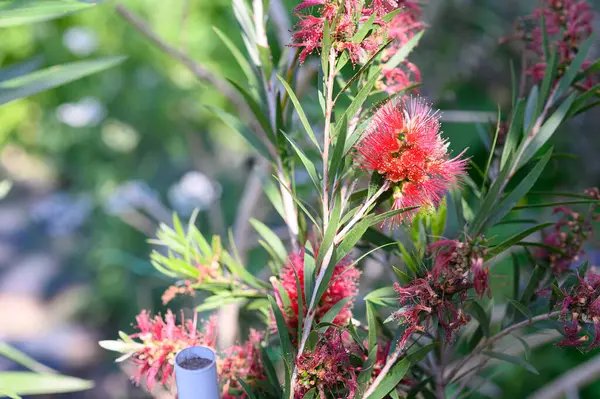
[358,345,379,393]
[520,265,543,306]
[320,297,352,325]
[517,94,575,170]
[281,131,321,193]
[479,149,552,232]
[236,378,258,399]
[537,46,559,114]
[487,222,554,258]
[277,75,320,150]
[0,57,125,106]
[250,219,288,264]
[555,34,595,98]
[227,78,274,141]
[366,302,378,351]
[524,85,539,132]
[268,296,294,366]
[213,27,258,90]
[0,342,54,374]
[508,299,533,322]
[482,351,539,375]
[0,372,93,395]
[0,0,94,27]
[468,301,490,337]
[207,106,271,159]
[500,98,525,169]
[260,348,282,397]
[335,68,381,139]
[365,358,410,399]
[385,30,424,70]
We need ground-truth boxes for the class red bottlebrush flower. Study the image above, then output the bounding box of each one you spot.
[296,331,358,399]
[126,310,217,391]
[511,0,595,88]
[355,97,466,223]
[273,250,360,332]
[219,330,267,399]
[537,188,600,274]
[557,269,600,350]
[291,0,386,63]
[379,62,421,94]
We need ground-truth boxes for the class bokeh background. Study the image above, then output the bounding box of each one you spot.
[1,0,600,397]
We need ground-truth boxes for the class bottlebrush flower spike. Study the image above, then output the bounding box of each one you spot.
[355,97,466,224]
[219,330,267,399]
[511,0,595,87]
[557,268,600,350]
[295,330,358,399]
[118,310,217,392]
[537,188,600,274]
[273,250,360,332]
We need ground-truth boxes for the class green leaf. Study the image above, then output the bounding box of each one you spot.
[335,67,381,139]
[268,296,294,366]
[500,98,525,169]
[365,358,410,399]
[227,78,274,141]
[487,222,554,258]
[213,27,258,90]
[366,302,378,351]
[303,244,316,309]
[357,345,379,393]
[538,47,559,114]
[302,388,317,399]
[517,95,575,169]
[468,301,490,337]
[481,351,539,374]
[250,219,288,264]
[0,342,54,374]
[524,85,539,132]
[260,348,282,397]
[508,299,532,322]
[384,30,424,70]
[320,297,352,325]
[0,0,94,27]
[237,378,258,399]
[512,199,600,210]
[480,149,552,231]
[281,131,321,192]
[555,34,595,98]
[207,105,271,159]
[0,372,93,395]
[520,265,544,306]
[277,75,320,150]
[0,57,125,106]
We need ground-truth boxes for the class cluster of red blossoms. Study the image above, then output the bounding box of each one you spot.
[392,236,488,345]
[126,310,217,391]
[295,330,359,398]
[514,0,595,87]
[121,310,267,398]
[557,269,600,351]
[538,188,600,275]
[355,97,466,224]
[273,250,360,332]
[219,330,267,399]
[292,0,425,93]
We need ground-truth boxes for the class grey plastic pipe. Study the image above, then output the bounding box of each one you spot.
[174,346,219,399]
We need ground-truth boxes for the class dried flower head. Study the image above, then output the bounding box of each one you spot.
[273,250,360,332]
[219,330,267,399]
[512,0,595,87]
[355,97,466,223]
[392,236,487,344]
[296,330,358,399]
[538,188,600,274]
[125,310,217,391]
[291,0,385,63]
[557,269,600,350]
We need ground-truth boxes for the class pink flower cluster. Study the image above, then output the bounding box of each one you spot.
[378,0,425,94]
[127,310,217,391]
[557,269,600,350]
[516,0,595,87]
[219,330,267,399]
[122,310,267,397]
[291,0,380,64]
[291,0,425,94]
[273,250,360,332]
[538,188,600,275]
[355,97,466,224]
[295,330,358,398]
[392,237,487,345]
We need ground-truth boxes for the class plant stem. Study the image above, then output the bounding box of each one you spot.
[445,310,561,384]
[435,329,447,399]
[363,341,409,397]
[322,48,337,230]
